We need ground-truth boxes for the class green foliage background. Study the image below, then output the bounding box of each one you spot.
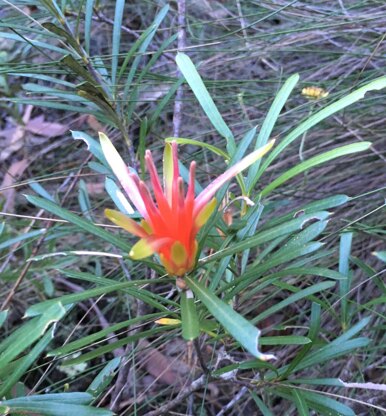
[0,1,385,415]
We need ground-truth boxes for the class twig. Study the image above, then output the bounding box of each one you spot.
[0,155,91,311]
[215,385,249,416]
[172,0,186,137]
[332,114,386,163]
[215,370,262,416]
[92,8,140,38]
[143,375,207,416]
[109,270,146,411]
[236,0,251,50]
[193,338,210,375]
[57,278,125,356]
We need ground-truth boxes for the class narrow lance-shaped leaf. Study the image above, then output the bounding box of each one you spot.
[25,194,132,253]
[185,276,275,360]
[247,73,299,191]
[84,0,94,53]
[111,0,125,93]
[254,76,386,185]
[261,142,371,196]
[0,310,8,328]
[0,303,66,369]
[87,357,121,398]
[0,329,54,397]
[176,53,236,153]
[373,251,386,262]
[339,232,353,329]
[180,290,200,341]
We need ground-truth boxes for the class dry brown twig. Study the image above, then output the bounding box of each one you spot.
[172,0,186,137]
[0,154,92,311]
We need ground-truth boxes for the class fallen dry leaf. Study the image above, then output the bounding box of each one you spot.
[86,115,105,133]
[0,159,29,212]
[86,181,105,195]
[138,339,190,387]
[0,105,67,162]
[25,115,67,138]
[0,126,25,161]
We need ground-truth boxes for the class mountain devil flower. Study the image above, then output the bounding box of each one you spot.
[100,133,274,277]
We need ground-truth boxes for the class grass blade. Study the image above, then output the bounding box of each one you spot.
[84,0,94,54]
[111,0,125,94]
[339,232,353,329]
[247,73,299,191]
[261,142,371,197]
[254,76,386,184]
[176,53,235,153]
[25,195,132,253]
[185,276,275,360]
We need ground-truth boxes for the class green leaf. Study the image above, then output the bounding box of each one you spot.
[260,336,311,346]
[111,0,125,91]
[291,390,309,416]
[165,137,229,160]
[11,98,97,114]
[14,73,75,87]
[339,232,353,329]
[0,32,68,54]
[122,5,169,103]
[260,194,349,231]
[148,77,184,128]
[0,303,65,369]
[285,302,320,378]
[0,310,8,328]
[22,83,85,101]
[0,330,53,397]
[200,211,330,265]
[29,180,56,202]
[48,312,164,357]
[373,250,386,262]
[72,130,108,164]
[24,281,163,317]
[261,142,371,196]
[61,55,96,85]
[330,316,371,345]
[62,327,170,366]
[42,23,82,55]
[252,281,336,324]
[180,290,200,341]
[117,25,157,83]
[276,220,328,253]
[87,357,121,397]
[296,338,370,372]
[0,401,113,416]
[0,229,46,251]
[76,85,118,123]
[232,242,324,299]
[290,378,344,387]
[78,179,93,220]
[3,392,93,405]
[185,276,275,361]
[39,0,66,22]
[176,53,235,153]
[125,33,177,123]
[302,390,355,416]
[247,73,299,191]
[249,392,274,416]
[254,76,386,184]
[84,0,94,53]
[25,195,132,253]
[105,177,133,215]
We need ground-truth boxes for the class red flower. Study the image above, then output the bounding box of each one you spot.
[100,133,274,276]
